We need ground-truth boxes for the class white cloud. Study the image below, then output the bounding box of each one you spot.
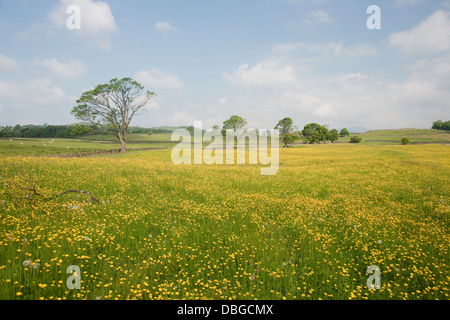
[167,110,197,126]
[134,69,184,90]
[48,0,117,50]
[412,54,450,78]
[389,10,450,54]
[223,60,298,88]
[0,54,19,72]
[272,42,303,53]
[0,79,66,108]
[132,95,160,111]
[220,53,450,130]
[34,58,88,79]
[303,11,333,25]
[144,101,160,111]
[155,21,178,33]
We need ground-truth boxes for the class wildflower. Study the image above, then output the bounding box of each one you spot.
[84,236,90,241]
[16,292,22,296]
[377,240,382,244]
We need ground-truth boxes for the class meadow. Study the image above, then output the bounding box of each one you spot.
[0,134,174,156]
[338,128,450,145]
[0,138,449,300]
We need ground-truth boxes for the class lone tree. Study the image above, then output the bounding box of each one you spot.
[275,117,297,148]
[222,115,248,145]
[71,78,155,153]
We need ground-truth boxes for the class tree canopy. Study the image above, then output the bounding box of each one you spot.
[275,117,298,148]
[71,78,155,152]
[222,115,247,133]
[340,128,350,137]
[432,120,450,131]
[222,115,248,145]
[302,123,330,144]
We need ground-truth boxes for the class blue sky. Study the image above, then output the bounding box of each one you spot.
[0,0,449,130]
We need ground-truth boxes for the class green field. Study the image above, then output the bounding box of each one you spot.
[0,131,449,300]
[338,129,450,145]
[0,134,175,156]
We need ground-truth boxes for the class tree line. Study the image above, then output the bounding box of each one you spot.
[432,120,450,131]
[0,124,96,138]
[216,115,352,148]
[0,123,170,138]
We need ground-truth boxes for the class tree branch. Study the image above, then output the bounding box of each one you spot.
[4,179,101,204]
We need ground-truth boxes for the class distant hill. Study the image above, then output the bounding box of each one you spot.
[340,128,450,145]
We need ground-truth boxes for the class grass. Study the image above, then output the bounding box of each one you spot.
[0,134,176,156]
[339,129,450,145]
[0,141,448,300]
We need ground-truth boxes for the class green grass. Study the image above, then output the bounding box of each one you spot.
[0,142,448,300]
[0,134,175,156]
[339,129,450,145]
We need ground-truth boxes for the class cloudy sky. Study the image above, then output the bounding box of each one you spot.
[0,0,449,130]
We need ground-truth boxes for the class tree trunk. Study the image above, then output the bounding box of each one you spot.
[117,130,126,153]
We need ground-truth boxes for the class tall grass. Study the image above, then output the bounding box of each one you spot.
[0,144,448,300]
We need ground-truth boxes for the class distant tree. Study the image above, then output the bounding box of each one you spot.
[350,136,362,143]
[340,128,350,137]
[329,129,339,143]
[401,137,410,145]
[186,126,195,135]
[302,123,330,144]
[212,125,220,130]
[275,117,297,148]
[432,120,443,130]
[71,78,156,153]
[70,124,94,136]
[432,120,450,131]
[222,115,248,145]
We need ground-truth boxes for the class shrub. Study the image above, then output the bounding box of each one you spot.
[401,137,410,145]
[350,136,362,143]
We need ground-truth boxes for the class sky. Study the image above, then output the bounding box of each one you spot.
[0,0,449,131]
